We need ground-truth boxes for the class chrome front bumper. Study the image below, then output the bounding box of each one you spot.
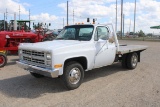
[16,61,59,78]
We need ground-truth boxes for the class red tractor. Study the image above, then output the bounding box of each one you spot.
[0,20,56,67]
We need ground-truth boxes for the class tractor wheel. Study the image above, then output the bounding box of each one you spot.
[0,53,7,68]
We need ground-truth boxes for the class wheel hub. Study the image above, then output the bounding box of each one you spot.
[70,70,78,78]
[0,56,4,64]
[132,55,137,67]
[69,68,81,84]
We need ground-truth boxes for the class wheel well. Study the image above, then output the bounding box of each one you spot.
[64,57,87,70]
[136,51,141,62]
[120,51,141,62]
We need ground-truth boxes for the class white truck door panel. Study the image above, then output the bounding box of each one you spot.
[94,41,116,68]
[94,26,116,68]
[106,41,116,63]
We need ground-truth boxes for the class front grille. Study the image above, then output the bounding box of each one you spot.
[22,50,31,55]
[21,49,46,67]
[23,56,31,61]
[22,50,44,57]
[23,56,45,65]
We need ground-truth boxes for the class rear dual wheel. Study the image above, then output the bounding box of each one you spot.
[121,52,138,69]
[122,54,128,68]
[0,53,7,68]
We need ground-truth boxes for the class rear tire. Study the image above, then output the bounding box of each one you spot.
[30,72,44,78]
[0,53,7,68]
[127,53,138,69]
[62,61,84,90]
[121,54,128,68]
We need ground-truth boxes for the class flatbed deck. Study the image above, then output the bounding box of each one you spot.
[117,45,148,54]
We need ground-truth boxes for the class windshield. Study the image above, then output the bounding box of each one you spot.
[55,25,94,41]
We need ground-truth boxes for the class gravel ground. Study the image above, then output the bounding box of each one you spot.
[0,40,160,107]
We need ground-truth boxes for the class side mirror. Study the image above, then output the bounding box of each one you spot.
[99,35,109,41]
[97,38,104,42]
[108,33,115,43]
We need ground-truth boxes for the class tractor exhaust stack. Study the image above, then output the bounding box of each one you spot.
[14,12,17,31]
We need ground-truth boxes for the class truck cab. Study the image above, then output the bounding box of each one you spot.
[16,24,147,90]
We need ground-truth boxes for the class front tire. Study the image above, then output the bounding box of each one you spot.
[62,61,84,90]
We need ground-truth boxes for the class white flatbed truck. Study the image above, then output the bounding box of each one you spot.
[16,23,147,90]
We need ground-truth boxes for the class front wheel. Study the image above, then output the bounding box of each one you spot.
[0,53,7,68]
[62,61,84,90]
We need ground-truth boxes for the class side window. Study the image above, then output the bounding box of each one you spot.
[94,26,109,41]
[79,28,93,41]
[79,28,93,37]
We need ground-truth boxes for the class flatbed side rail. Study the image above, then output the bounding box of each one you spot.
[117,45,148,55]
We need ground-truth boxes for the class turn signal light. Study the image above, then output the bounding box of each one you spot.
[54,64,62,68]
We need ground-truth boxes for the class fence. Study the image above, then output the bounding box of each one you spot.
[117,35,160,41]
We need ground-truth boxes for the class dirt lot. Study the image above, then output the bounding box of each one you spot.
[0,40,160,107]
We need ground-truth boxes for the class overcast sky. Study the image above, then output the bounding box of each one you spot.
[0,0,160,34]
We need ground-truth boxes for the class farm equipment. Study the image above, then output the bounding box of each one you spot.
[0,20,56,67]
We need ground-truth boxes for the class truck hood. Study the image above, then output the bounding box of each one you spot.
[19,40,90,51]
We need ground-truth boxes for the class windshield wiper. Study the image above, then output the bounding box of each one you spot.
[67,38,76,40]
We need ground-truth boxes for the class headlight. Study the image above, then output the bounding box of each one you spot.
[18,49,23,60]
[19,49,22,54]
[46,53,51,60]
